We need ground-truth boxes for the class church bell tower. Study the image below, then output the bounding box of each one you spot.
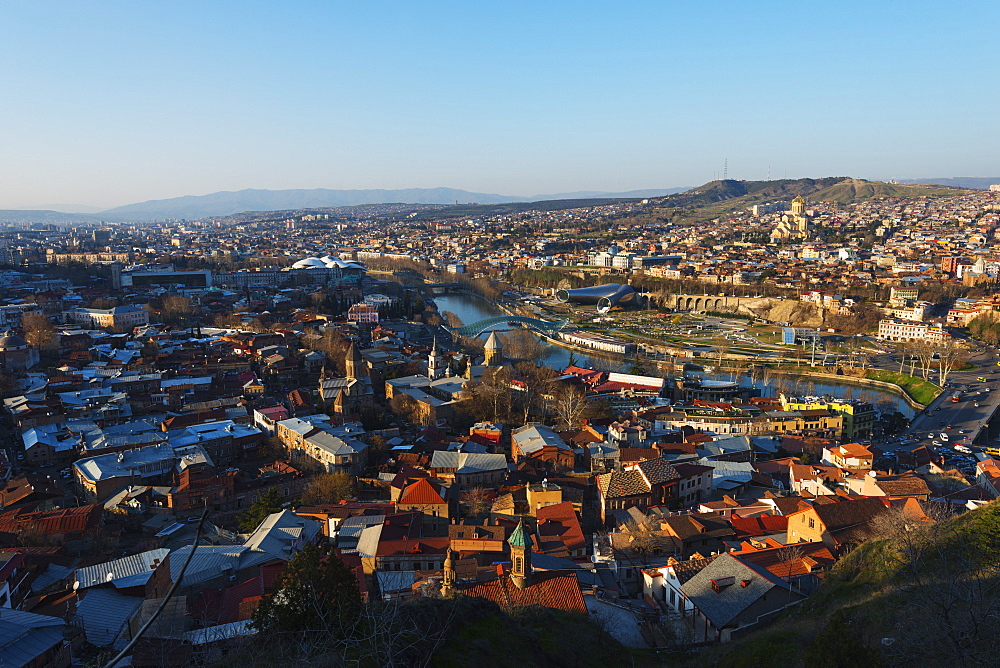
[508,518,532,589]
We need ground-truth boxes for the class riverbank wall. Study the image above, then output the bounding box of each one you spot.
[764,368,935,410]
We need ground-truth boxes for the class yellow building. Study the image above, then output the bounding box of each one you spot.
[763,409,843,439]
[780,395,877,441]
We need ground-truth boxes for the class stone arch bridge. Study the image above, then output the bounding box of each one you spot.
[664,294,773,314]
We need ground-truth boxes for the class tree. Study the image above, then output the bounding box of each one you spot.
[936,339,969,386]
[441,311,464,327]
[622,518,670,556]
[162,293,192,323]
[500,329,545,363]
[237,488,283,533]
[0,371,16,398]
[21,312,54,350]
[391,391,426,426]
[512,361,558,423]
[775,544,806,602]
[300,473,356,505]
[251,543,361,634]
[461,367,515,424]
[552,385,588,430]
[911,340,937,380]
[714,340,731,376]
[893,341,909,374]
[460,486,493,519]
[213,313,243,329]
[89,296,118,309]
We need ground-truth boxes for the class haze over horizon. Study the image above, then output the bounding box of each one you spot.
[1,1,998,210]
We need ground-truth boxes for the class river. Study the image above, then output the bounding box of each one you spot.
[432,293,594,369]
[431,293,913,417]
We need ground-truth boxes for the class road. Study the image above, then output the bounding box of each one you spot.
[868,340,1000,457]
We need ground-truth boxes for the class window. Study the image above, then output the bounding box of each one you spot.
[808,518,815,529]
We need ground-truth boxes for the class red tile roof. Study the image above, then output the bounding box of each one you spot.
[536,502,586,555]
[398,478,446,505]
[0,504,102,537]
[463,571,587,613]
[729,515,789,538]
[730,541,836,578]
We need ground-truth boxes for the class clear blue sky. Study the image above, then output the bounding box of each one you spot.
[1,1,998,210]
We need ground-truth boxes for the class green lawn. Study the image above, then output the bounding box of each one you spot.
[864,369,940,405]
[770,365,940,406]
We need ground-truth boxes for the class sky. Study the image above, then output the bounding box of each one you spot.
[1,1,998,210]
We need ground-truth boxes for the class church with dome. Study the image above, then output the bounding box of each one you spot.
[0,332,39,371]
[770,195,812,242]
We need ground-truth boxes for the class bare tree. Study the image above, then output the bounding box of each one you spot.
[441,311,464,327]
[461,367,515,423]
[894,341,910,374]
[501,328,545,364]
[911,340,937,380]
[460,486,493,519]
[623,518,671,557]
[552,385,588,430]
[936,339,970,386]
[21,312,54,350]
[162,293,192,324]
[858,503,999,666]
[774,544,806,603]
[713,339,731,377]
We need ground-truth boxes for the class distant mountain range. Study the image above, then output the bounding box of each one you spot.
[2,176,992,225]
[91,186,689,221]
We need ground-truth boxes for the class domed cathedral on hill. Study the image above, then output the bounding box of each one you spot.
[770,195,812,242]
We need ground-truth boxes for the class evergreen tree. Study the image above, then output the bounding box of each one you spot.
[237,488,283,533]
[250,544,361,633]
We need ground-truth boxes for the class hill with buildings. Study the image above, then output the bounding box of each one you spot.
[894,176,1000,189]
[644,177,969,225]
[807,178,969,203]
[0,209,103,226]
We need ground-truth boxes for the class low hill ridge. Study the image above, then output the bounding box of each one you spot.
[96,186,689,221]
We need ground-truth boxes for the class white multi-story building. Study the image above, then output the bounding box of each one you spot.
[876,319,949,343]
[63,305,149,330]
[347,303,379,324]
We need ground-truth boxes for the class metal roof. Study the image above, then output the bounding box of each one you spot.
[0,608,65,668]
[74,588,142,647]
[75,548,170,590]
